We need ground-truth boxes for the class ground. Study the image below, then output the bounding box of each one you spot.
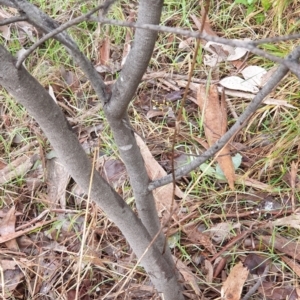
[0,0,300,299]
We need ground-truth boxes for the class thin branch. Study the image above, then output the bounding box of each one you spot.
[10,3,300,76]
[13,0,109,104]
[88,17,300,73]
[15,0,116,68]
[242,264,270,300]
[0,15,27,26]
[148,46,300,191]
[0,0,16,7]
[0,44,183,300]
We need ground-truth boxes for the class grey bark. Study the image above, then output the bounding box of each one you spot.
[0,45,184,300]
[9,0,169,252]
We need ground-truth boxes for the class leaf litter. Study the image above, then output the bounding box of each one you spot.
[0,1,300,300]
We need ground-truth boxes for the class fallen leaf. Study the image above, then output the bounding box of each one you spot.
[221,261,249,300]
[263,98,297,108]
[174,257,202,296]
[98,158,127,188]
[258,282,299,300]
[235,176,274,191]
[190,14,218,37]
[207,222,240,244]
[259,234,300,261]
[227,46,248,61]
[241,66,267,87]
[243,253,269,275]
[135,134,184,217]
[0,10,11,40]
[121,10,135,66]
[0,260,17,270]
[0,268,24,295]
[0,206,18,250]
[281,255,300,278]
[197,84,235,189]
[0,154,36,184]
[269,214,300,230]
[99,36,110,66]
[47,157,70,209]
[183,224,216,255]
[219,76,259,93]
[204,260,214,283]
[178,37,194,49]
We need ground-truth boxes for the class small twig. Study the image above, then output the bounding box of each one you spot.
[88,17,299,72]
[0,15,27,26]
[242,264,270,300]
[209,226,258,263]
[162,0,210,254]
[148,45,300,191]
[15,0,116,68]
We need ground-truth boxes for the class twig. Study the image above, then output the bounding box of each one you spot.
[163,0,210,254]
[209,227,258,263]
[0,15,27,26]
[11,4,300,74]
[242,264,270,300]
[15,0,116,68]
[14,0,109,104]
[88,17,299,73]
[148,45,300,191]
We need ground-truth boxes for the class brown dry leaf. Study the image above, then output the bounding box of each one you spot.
[270,214,300,230]
[221,261,249,300]
[0,159,6,170]
[135,134,184,217]
[243,253,269,275]
[39,258,61,296]
[0,260,17,270]
[0,9,11,40]
[0,219,56,244]
[98,157,127,188]
[204,259,214,283]
[99,36,110,66]
[174,257,202,296]
[183,224,216,255]
[258,282,299,300]
[259,235,300,261]
[208,222,240,244]
[0,268,24,295]
[235,176,274,191]
[197,84,235,189]
[146,109,166,119]
[190,14,218,38]
[0,22,10,40]
[0,154,36,184]
[281,256,300,278]
[0,206,18,250]
[178,37,194,50]
[47,157,70,209]
[290,161,298,210]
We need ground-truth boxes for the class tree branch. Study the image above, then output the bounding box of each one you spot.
[103,0,179,271]
[0,44,184,300]
[15,0,116,68]
[12,0,109,105]
[0,15,27,26]
[0,0,15,7]
[149,46,300,191]
[87,17,300,75]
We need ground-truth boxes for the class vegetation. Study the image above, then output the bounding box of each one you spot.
[0,0,299,299]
